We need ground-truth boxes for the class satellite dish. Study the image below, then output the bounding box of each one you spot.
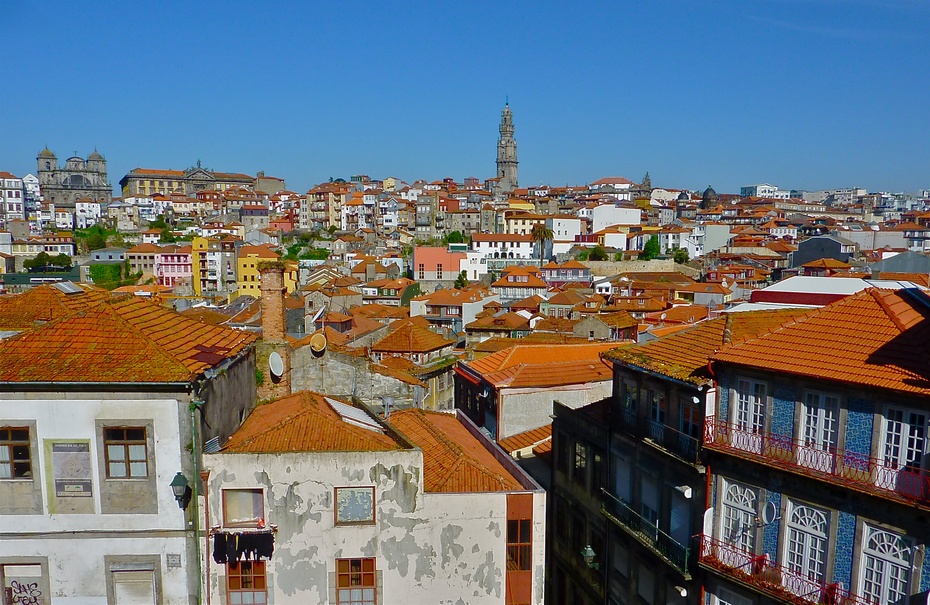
[310,332,327,357]
[760,501,780,525]
[660,313,667,320]
[480,385,491,398]
[269,352,284,377]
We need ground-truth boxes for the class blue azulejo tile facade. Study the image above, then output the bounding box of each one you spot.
[833,511,856,588]
[771,384,796,440]
[761,490,781,559]
[843,398,874,472]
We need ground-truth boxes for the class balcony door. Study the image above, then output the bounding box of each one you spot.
[782,501,828,599]
[878,408,928,499]
[719,480,758,571]
[859,525,912,605]
[798,392,839,473]
[733,380,765,454]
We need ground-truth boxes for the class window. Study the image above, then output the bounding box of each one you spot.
[780,501,829,597]
[640,474,659,536]
[418,264,425,280]
[734,379,766,453]
[112,570,156,604]
[649,390,666,424]
[0,427,31,479]
[506,518,531,571]
[637,564,655,604]
[336,558,376,605]
[104,427,148,478]
[612,455,631,503]
[227,561,266,605]
[436,264,443,280]
[681,398,701,440]
[335,487,375,525]
[798,392,839,472]
[556,433,570,475]
[859,525,911,604]
[722,480,757,552]
[622,382,637,411]
[2,564,45,605]
[573,442,587,486]
[223,489,264,527]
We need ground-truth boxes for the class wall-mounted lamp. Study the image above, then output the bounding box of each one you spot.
[675,586,688,598]
[581,545,599,570]
[675,484,693,499]
[170,472,192,510]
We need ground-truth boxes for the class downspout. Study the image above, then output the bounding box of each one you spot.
[190,400,204,605]
[200,469,211,605]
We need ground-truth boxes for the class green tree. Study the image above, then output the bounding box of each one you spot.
[670,246,689,264]
[642,236,661,261]
[445,231,465,244]
[588,245,608,261]
[52,254,73,270]
[86,232,107,251]
[23,252,51,272]
[530,223,554,259]
[454,270,469,289]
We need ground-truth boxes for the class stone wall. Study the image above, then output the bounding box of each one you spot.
[582,258,675,277]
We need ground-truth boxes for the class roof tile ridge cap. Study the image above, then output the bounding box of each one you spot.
[456,454,513,490]
[869,288,909,333]
[405,410,465,460]
[108,298,199,377]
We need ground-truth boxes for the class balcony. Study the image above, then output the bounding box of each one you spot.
[704,416,930,508]
[616,408,701,465]
[601,490,690,576]
[697,535,873,605]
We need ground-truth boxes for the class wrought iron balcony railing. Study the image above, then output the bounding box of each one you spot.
[698,534,874,605]
[615,408,701,464]
[601,490,690,575]
[704,416,930,508]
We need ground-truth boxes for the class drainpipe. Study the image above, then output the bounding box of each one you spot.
[200,469,211,605]
[190,400,205,605]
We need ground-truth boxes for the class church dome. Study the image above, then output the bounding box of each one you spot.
[88,149,104,161]
[677,190,689,202]
[38,147,56,158]
[702,185,718,208]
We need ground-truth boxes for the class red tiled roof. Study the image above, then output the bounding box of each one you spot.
[221,392,404,453]
[0,284,111,330]
[712,288,930,395]
[371,321,454,353]
[498,424,552,454]
[389,409,522,493]
[604,308,814,385]
[0,296,256,383]
[464,343,616,388]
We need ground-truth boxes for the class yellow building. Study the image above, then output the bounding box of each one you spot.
[234,245,298,301]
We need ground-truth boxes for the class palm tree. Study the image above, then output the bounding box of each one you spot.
[530,223,554,260]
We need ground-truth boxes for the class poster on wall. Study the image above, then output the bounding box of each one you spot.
[52,442,93,498]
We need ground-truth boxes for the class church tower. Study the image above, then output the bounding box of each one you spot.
[496,102,518,195]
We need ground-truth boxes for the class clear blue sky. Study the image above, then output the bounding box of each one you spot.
[3,0,928,195]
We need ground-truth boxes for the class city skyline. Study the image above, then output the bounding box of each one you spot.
[3,0,928,195]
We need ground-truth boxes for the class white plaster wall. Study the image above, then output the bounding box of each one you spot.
[204,448,534,604]
[498,380,612,440]
[592,206,641,233]
[0,396,192,604]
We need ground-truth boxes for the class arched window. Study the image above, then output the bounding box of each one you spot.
[783,501,828,593]
[722,480,757,552]
[860,525,911,604]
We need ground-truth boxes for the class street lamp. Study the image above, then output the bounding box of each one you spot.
[581,545,599,570]
[170,472,192,509]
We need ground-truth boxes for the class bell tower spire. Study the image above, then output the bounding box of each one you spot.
[496,101,518,195]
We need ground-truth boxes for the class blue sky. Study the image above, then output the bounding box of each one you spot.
[2,0,928,195]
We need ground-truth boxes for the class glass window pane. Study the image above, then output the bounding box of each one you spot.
[520,519,531,542]
[107,444,126,461]
[126,428,145,441]
[0,463,10,478]
[128,445,146,461]
[229,592,242,605]
[0,448,8,462]
[105,428,122,441]
[109,461,127,477]
[241,592,254,604]
[10,429,29,441]
[129,462,147,477]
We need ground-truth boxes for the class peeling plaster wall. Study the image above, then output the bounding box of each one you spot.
[499,380,613,440]
[204,449,537,604]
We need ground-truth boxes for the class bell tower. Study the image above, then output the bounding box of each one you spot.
[496,101,518,195]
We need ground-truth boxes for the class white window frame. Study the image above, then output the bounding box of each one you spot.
[858,524,912,604]
[719,479,758,559]
[733,379,766,454]
[798,391,840,473]
[878,406,928,498]
[781,500,829,597]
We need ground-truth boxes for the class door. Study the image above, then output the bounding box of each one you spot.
[112,571,156,605]
[797,393,839,473]
[734,380,765,454]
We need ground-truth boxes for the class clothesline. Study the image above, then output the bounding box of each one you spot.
[209,524,278,536]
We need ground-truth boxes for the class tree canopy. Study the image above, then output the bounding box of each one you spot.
[588,245,608,261]
[24,252,73,272]
[642,236,661,261]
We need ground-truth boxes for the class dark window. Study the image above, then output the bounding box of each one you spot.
[0,427,31,479]
[650,390,666,424]
[556,433,570,475]
[573,442,587,487]
[622,382,637,410]
[104,427,148,478]
[507,519,532,571]
[681,398,702,440]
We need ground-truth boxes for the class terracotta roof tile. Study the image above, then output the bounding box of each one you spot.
[221,392,404,453]
[372,322,454,353]
[389,409,522,493]
[604,308,815,385]
[0,296,256,383]
[463,343,615,388]
[712,288,930,395]
[498,424,552,454]
[0,284,111,330]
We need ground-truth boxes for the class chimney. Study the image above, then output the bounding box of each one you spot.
[260,263,286,342]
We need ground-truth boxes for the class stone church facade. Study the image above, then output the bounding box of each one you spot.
[496,102,518,195]
[36,148,112,208]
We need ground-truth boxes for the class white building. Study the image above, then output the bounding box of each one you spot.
[471,233,534,260]
[75,200,103,229]
[740,183,791,199]
[203,391,545,605]
[546,215,582,256]
[591,204,641,234]
[0,171,25,227]
[0,292,257,605]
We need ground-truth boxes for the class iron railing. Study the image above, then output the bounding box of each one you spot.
[698,534,875,605]
[704,416,930,508]
[602,490,690,574]
[615,408,701,464]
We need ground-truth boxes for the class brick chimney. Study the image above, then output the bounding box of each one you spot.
[260,263,286,343]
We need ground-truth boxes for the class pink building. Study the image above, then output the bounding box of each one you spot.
[155,244,192,287]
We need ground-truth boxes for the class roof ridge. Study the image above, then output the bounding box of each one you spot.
[869,288,909,333]
[400,409,465,459]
